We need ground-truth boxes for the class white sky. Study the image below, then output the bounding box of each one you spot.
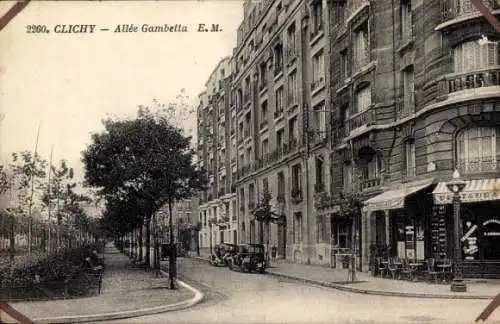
[0,0,242,190]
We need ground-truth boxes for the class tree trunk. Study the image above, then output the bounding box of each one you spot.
[168,197,177,289]
[145,216,151,267]
[138,225,143,262]
[9,215,15,262]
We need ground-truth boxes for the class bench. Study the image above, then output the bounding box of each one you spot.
[84,257,104,294]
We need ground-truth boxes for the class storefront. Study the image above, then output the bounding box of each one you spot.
[433,178,500,278]
[362,178,435,268]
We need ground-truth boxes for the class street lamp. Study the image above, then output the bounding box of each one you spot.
[446,169,467,292]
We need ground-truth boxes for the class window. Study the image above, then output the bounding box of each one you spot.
[261,100,268,125]
[454,39,499,73]
[315,156,324,191]
[246,147,252,165]
[277,172,285,197]
[289,117,299,142]
[311,0,323,36]
[287,23,296,60]
[343,162,353,191]
[249,183,255,206]
[245,112,251,137]
[313,102,327,136]
[263,177,269,193]
[288,71,298,105]
[405,140,416,178]
[261,138,269,157]
[260,62,267,89]
[274,43,284,75]
[457,127,498,174]
[356,85,372,113]
[402,66,415,116]
[312,51,325,88]
[353,23,369,72]
[317,215,328,243]
[401,0,413,42]
[276,87,284,114]
[340,49,349,79]
[239,153,244,166]
[333,222,351,248]
[277,128,285,150]
[292,164,302,190]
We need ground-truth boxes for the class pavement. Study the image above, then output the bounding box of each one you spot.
[6,244,204,324]
[194,254,499,299]
[107,258,500,324]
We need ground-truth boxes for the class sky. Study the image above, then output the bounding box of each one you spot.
[0,0,243,191]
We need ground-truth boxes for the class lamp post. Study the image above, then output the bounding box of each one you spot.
[446,169,467,292]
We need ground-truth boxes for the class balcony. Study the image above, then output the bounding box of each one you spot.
[360,177,381,191]
[310,131,327,146]
[441,0,499,21]
[286,47,297,65]
[285,138,299,154]
[259,81,268,92]
[437,67,500,100]
[274,64,283,77]
[311,77,325,92]
[348,106,376,131]
[260,120,268,130]
[291,188,303,204]
[396,100,415,120]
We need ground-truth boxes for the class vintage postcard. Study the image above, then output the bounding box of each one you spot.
[0,0,499,323]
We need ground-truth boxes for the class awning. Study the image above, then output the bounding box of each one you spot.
[433,178,500,205]
[362,179,435,213]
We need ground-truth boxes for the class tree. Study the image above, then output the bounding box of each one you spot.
[82,104,205,288]
[252,188,286,257]
[8,151,47,255]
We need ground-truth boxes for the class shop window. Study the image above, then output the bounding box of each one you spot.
[456,126,498,174]
[454,38,499,73]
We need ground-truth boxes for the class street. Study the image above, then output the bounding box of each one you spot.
[103,258,500,324]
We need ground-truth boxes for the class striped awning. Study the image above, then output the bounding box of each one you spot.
[362,179,435,213]
[433,178,500,205]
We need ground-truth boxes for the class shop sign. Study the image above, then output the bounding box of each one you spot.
[461,224,478,242]
[483,219,500,226]
[484,232,500,236]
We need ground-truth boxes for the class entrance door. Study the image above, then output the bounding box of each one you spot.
[277,223,286,258]
[482,219,500,260]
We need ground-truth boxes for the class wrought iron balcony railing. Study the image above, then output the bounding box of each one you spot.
[441,0,499,21]
[348,106,376,131]
[360,177,381,191]
[437,67,500,100]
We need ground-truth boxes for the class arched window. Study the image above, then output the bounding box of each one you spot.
[456,126,498,173]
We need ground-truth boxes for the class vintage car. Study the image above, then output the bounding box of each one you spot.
[209,243,238,267]
[228,244,267,273]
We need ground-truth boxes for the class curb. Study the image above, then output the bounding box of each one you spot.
[188,256,495,300]
[31,273,204,324]
[266,271,495,300]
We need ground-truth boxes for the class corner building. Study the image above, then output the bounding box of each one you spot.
[327,0,500,277]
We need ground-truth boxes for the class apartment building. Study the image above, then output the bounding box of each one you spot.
[231,0,330,264]
[324,0,500,276]
[197,57,239,255]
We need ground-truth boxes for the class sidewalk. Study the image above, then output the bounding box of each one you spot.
[8,244,202,323]
[265,259,500,299]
